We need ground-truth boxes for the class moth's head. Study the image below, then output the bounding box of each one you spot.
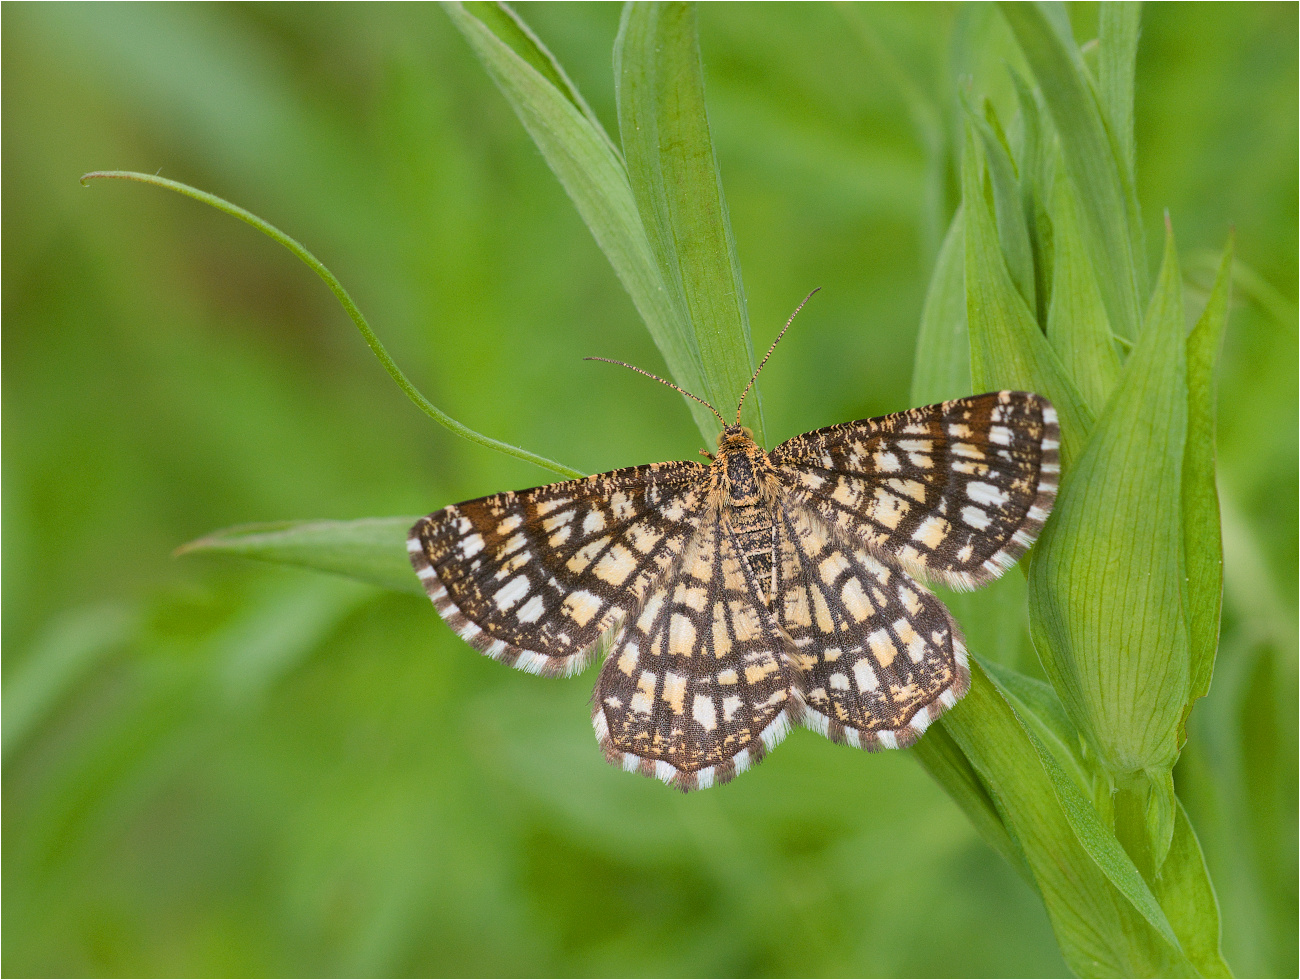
[718,424,755,449]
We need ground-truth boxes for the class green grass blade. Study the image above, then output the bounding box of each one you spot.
[445,3,718,442]
[81,170,583,480]
[615,2,761,441]
[1028,221,1190,784]
[968,101,1038,317]
[179,518,424,596]
[1046,159,1123,415]
[1009,69,1055,326]
[980,660,1198,968]
[1182,236,1233,718]
[2,603,139,759]
[1153,801,1233,977]
[910,721,1032,885]
[1182,241,1234,692]
[961,125,1094,468]
[1098,2,1142,183]
[981,658,1093,797]
[945,663,1192,976]
[910,209,970,405]
[1000,2,1145,340]
[460,1,618,154]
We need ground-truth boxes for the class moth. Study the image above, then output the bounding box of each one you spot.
[409,295,1058,790]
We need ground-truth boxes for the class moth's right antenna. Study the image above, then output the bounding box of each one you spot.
[734,287,820,425]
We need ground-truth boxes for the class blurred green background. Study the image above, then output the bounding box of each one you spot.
[3,3,1295,976]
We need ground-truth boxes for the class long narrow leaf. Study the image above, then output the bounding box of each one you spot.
[1181,237,1233,718]
[1009,70,1054,326]
[909,721,1030,884]
[615,3,761,440]
[460,2,618,154]
[969,103,1037,316]
[1000,3,1145,340]
[179,518,423,596]
[981,658,1093,797]
[1097,2,1142,182]
[1152,801,1233,978]
[910,209,970,405]
[980,661,1194,968]
[961,126,1094,468]
[1046,160,1122,415]
[445,3,719,441]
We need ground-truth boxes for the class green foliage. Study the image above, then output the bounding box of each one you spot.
[179,518,423,596]
[4,3,1295,976]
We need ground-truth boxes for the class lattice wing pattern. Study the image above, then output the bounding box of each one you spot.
[408,461,708,677]
[770,391,1059,589]
[775,503,969,747]
[593,516,804,790]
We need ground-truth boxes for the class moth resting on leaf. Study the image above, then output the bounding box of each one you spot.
[409,295,1058,790]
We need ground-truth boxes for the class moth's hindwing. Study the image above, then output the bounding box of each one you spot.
[592,516,804,791]
[776,502,969,747]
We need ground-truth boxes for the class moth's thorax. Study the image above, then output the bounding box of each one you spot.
[712,426,778,510]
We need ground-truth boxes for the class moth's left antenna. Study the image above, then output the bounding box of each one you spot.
[584,357,727,427]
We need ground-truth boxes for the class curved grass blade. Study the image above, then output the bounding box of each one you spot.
[615,2,762,440]
[81,170,583,480]
[179,518,424,596]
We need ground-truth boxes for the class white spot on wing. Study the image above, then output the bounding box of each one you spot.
[853,659,879,691]
[493,574,531,611]
[515,594,546,623]
[693,695,717,731]
[967,481,1009,509]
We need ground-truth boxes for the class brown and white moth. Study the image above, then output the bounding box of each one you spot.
[408,295,1058,790]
